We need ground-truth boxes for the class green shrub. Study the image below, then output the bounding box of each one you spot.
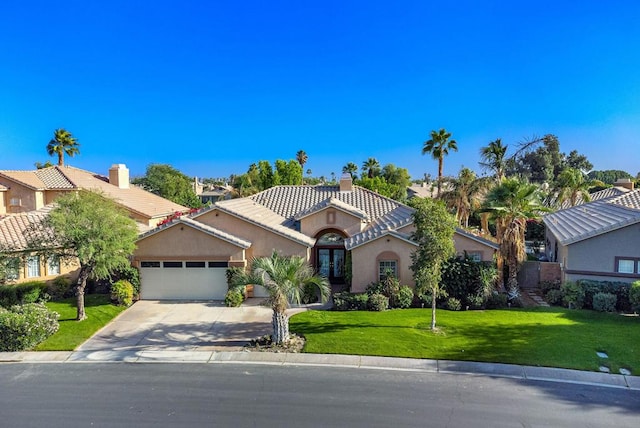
[592,292,617,312]
[301,282,319,304]
[441,256,497,309]
[226,267,243,287]
[630,281,640,313]
[539,280,561,294]
[561,281,584,309]
[333,292,369,311]
[224,288,244,307]
[365,281,385,296]
[15,281,48,304]
[578,280,631,311]
[394,286,414,309]
[110,280,134,307]
[0,303,60,351]
[368,293,388,311]
[414,292,432,308]
[446,297,462,311]
[0,286,18,308]
[485,292,508,309]
[48,276,73,300]
[112,265,141,297]
[545,289,564,306]
[467,294,485,309]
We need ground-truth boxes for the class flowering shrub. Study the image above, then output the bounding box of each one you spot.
[157,208,201,227]
[0,303,59,351]
[368,293,388,311]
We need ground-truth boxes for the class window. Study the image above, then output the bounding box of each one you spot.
[47,257,60,275]
[209,261,229,268]
[163,261,183,268]
[27,256,41,278]
[468,252,482,262]
[379,260,398,281]
[141,261,161,268]
[186,261,206,268]
[617,258,639,274]
[4,257,20,281]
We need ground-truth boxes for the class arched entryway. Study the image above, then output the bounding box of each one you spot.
[314,230,347,285]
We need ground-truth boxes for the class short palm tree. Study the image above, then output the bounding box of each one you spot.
[553,168,591,207]
[441,168,489,228]
[231,252,329,344]
[362,157,381,179]
[482,179,546,299]
[422,129,458,197]
[47,128,80,167]
[479,138,508,183]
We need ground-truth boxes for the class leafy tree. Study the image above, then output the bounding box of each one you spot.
[422,128,458,197]
[441,168,489,228]
[361,157,381,179]
[482,179,545,300]
[342,162,358,179]
[34,160,54,169]
[131,164,201,208]
[563,150,593,172]
[275,159,303,185]
[553,168,591,207]
[256,160,275,190]
[47,128,80,167]
[0,243,19,285]
[230,252,329,344]
[409,198,457,330]
[587,169,633,185]
[28,191,138,320]
[479,138,508,182]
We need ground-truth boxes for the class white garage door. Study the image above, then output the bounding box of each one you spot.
[140,261,228,300]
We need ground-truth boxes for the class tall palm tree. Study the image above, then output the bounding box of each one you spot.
[362,157,381,179]
[553,168,591,207]
[482,179,546,299]
[47,128,80,167]
[422,128,458,197]
[231,252,329,344]
[479,138,508,183]
[342,162,358,179]
[296,150,308,170]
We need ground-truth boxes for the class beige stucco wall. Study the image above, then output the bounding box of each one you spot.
[300,208,364,237]
[134,223,246,262]
[0,180,43,213]
[196,210,309,259]
[453,234,496,262]
[0,190,6,215]
[12,255,79,284]
[350,236,417,293]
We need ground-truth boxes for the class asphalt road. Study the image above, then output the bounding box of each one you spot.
[1,363,638,427]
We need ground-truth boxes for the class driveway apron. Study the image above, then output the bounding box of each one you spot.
[77,299,279,352]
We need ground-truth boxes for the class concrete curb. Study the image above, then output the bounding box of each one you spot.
[1,350,638,390]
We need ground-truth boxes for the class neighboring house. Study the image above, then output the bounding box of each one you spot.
[543,182,640,283]
[0,164,187,228]
[0,164,188,284]
[134,173,498,300]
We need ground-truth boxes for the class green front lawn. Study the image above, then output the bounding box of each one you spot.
[36,294,126,351]
[290,307,640,374]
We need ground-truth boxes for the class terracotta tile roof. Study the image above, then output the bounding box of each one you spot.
[0,206,54,250]
[295,197,369,221]
[138,217,251,249]
[346,228,417,250]
[35,167,76,189]
[0,170,50,190]
[544,188,640,245]
[57,167,188,219]
[454,228,499,249]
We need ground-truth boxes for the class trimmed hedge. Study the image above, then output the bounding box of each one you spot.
[592,292,617,312]
[440,257,497,309]
[333,292,369,311]
[542,279,633,312]
[0,281,48,308]
[630,281,640,313]
[0,303,60,351]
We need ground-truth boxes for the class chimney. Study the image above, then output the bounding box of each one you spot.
[614,178,634,191]
[339,172,353,192]
[109,164,130,189]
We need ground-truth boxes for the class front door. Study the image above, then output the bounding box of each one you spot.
[318,248,345,284]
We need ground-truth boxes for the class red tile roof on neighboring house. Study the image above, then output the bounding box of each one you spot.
[0,206,54,250]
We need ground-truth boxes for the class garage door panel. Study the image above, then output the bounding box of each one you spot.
[141,263,228,300]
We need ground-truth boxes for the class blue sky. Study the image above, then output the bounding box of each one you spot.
[1,1,639,181]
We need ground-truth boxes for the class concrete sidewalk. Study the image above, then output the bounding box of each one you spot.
[1,350,638,391]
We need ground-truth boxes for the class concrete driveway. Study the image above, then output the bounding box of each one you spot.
[77,299,300,352]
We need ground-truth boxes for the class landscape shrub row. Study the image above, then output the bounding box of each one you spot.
[0,281,48,308]
[541,279,640,312]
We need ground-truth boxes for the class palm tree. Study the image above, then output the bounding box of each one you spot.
[553,168,591,207]
[422,128,458,197]
[231,252,329,344]
[362,157,381,179]
[47,128,80,167]
[482,179,546,299]
[441,168,489,228]
[479,138,508,182]
[342,162,358,179]
[296,150,308,170]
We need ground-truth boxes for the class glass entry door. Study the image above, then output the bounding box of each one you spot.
[318,248,345,284]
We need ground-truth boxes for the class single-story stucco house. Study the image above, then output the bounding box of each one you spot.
[543,181,640,283]
[134,173,498,300]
